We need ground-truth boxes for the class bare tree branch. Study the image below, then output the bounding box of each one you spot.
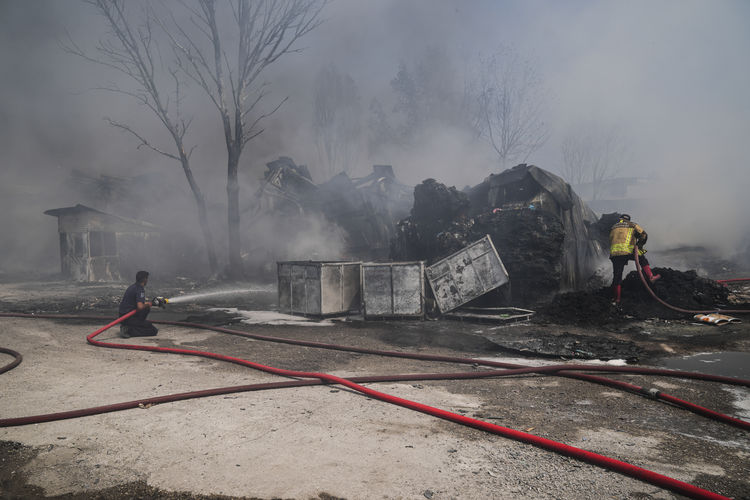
[560,123,632,200]
[243,95,287,146]
[163,0,327,275]
[69,0,219,274]
[466,47,549,167]
[105,118,180,161]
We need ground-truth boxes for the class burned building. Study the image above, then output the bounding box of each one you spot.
[467,164,606,290]
[315,165,412,259]
[392,164,607,306]
[250,158,412,262]
[251,156,318,216]
[44,204,159,281]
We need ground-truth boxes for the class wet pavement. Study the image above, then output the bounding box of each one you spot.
[1,279,749,499]
[659,351,750,379]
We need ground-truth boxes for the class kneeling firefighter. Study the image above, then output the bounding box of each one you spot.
[118,270,167,338]
[609,214,661,305]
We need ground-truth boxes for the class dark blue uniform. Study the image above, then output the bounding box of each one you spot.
[118,283,158,336]
[119,283,146,316]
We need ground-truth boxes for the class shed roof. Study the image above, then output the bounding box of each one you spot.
[44,204,159,232]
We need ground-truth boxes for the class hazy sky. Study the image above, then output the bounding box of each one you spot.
[1,0,749,273]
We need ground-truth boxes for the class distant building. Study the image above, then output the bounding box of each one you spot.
[44,204,159,281]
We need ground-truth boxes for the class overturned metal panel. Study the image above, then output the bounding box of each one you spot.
[278,261,361,316]
[444,306,534,324]
[425,235,509,313]
[361,261,425,318]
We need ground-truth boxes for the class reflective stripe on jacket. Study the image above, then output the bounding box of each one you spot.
[609,220,647,257]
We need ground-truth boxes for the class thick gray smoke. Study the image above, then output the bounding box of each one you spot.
[1,0,749,277]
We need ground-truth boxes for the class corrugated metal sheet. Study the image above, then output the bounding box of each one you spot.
[425,235,509,313]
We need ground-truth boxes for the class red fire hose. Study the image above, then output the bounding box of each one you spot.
[89,314,733,500]
[634,246,750,315]
[2,311,750,430]
[1,311,742,499]
[716,278,750,285]
[0,346,22,375]
[3,352,749,432]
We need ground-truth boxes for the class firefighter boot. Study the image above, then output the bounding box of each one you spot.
[643,265,661,283]
[612,284,622,305]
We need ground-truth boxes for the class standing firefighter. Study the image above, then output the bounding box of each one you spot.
[609,214,661,304]
[118,270,159,338]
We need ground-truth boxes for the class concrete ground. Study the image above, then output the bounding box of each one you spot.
[1,280,749,499]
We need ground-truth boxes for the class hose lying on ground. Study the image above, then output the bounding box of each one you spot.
[0,312,745,500]
[3,357,749,431]
[2,312,749,431]
[634,246,750,315]
[716,278,750,284]
[0,346,22,375]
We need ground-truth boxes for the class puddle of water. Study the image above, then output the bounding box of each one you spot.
[209,308,335,327]
[659,351,750,379]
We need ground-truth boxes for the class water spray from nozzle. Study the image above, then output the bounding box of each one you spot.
[165,288,264,304]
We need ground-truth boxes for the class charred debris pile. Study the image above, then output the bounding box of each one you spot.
[391,164,607,306]
[541,268,740,324]
[253,159,746,320]
[254,160,607,307]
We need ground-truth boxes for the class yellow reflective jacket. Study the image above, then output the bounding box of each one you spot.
[609,220,647,257]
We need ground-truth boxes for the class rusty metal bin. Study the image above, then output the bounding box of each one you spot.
[277,261,361,316]
[361,261,425,318]
[425,235,510,313]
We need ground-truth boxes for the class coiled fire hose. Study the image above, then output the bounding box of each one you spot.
[634,246,750,315]
[2,312,749,499]
[0,346,22,375]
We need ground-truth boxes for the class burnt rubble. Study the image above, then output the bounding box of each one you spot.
[253,161,604,306]
[392,165,605,306]
[254,159,749,323]
[540,267,744,324]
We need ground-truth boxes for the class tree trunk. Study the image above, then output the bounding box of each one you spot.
[196,195,219,275]
[180,156,219,276]
[226,150,242,278]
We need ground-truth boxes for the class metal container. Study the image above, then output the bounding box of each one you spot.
[277,261,361,316]
[361,261,425,318]
[425,235,510,313]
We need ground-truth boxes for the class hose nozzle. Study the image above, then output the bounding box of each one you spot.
[152,296,168,308]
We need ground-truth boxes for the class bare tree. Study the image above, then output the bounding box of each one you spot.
[560,123,632,200]
[66,0,219,275]
[385,46,461,147]
[313,64,363,178]
[465,47,549,168]
[560,136,590,187]
[165,0,326,277]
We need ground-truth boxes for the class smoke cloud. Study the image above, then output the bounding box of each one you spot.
[1,0,749,277]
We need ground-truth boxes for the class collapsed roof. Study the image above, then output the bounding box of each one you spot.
[250,157,412,259]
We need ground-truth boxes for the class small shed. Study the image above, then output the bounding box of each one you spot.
[44,204,159,281]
